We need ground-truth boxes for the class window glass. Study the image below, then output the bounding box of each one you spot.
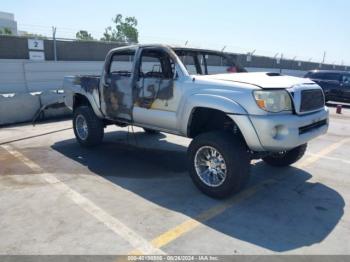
[205,53,237,74]
[140,50,174,79]
[308,73,324,79]
[141,55,162,77]
[174,49,245,75]
[310,72,340,81]
[109,51,135,77]
[322,73,341,81]
[304,72,312,78]
[177,53,200,75]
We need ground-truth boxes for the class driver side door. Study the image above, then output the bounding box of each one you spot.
[133,48,179,132]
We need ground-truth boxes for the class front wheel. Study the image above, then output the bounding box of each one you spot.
[262,144,307,167]
[73,106,104,147]
[188,131,250,199]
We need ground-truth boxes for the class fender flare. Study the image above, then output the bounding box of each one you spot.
[70,90,104,119]
[179,93,248,136]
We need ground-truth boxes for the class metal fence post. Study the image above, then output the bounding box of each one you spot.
[52,26,57,61]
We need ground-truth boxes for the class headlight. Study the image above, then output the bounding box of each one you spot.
[253,90,292,113]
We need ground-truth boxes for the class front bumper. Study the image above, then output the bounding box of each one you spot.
[229,107,329,152]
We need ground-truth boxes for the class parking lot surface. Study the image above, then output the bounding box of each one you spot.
[0,106,350,255]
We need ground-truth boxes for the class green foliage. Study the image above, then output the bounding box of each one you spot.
[101,14,138,43]
[0,27,12,35]
[21,32,47,39]
[76,30,94,41]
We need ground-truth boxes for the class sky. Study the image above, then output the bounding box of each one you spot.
[1,0,349,65]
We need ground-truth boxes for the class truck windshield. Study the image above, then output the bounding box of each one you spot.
[174,49,246,75]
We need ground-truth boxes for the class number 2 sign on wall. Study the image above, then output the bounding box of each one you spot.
[28,39,44,51]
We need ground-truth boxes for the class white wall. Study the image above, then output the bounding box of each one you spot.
[0,60,104,94]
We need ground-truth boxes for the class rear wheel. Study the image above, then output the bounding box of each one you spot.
[262,144,307,167]
[188,131,250,199]
[73,106,104,147]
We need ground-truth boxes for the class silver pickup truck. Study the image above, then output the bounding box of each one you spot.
[63,44,329,198]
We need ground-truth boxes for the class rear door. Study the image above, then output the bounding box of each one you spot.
[100,49,135,121]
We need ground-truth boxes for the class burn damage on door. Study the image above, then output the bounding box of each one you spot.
[74,46,177,123]
[134,79,174,109]
[133,48,175,109]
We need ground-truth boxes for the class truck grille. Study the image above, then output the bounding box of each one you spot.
[300,89,324,112]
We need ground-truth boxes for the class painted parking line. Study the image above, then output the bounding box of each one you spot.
[150,178,277,250]
[297,138,350,168]
[129,137,350,254]
[307,153,350,165]
[1,144,165,255]
[3,137,349,255]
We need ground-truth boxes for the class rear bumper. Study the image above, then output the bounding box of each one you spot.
[229,107,329,152]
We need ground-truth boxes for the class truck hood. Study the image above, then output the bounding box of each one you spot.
[195,72,314,89]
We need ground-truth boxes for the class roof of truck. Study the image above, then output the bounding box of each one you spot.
[110,44,233,55]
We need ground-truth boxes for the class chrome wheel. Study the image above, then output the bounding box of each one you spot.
[194,146,227,187]
[75,114,88,140]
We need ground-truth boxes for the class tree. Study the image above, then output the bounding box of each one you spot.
[0,27,12,35]
[101,14,138,43]
[21,32,47,39]
[76,30,94,41]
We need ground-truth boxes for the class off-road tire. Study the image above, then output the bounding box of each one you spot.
[188,131,250,199]
[73,106,104,147]
[262,143,307,167]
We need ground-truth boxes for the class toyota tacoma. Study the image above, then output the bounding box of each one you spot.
[63,44,329,198]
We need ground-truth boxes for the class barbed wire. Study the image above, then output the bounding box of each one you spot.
[15,23,349,66]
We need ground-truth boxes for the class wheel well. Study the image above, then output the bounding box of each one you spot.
[73,94,91,110]
[188,107,243,139]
